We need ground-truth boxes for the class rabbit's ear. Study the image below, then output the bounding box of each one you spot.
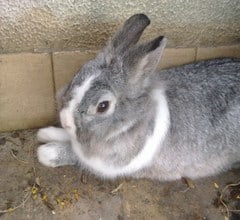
[96,14,150,67]
[125,36,167,83]
[110,14,150,54]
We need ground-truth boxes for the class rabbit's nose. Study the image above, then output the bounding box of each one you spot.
[60,109,73,130]
[61,118,72,130]
[62,123,71,129]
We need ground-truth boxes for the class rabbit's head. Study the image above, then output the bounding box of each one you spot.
[59,14,167,148]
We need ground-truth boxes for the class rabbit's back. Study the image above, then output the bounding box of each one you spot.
[159,58,240,126]
[159,58,240,88]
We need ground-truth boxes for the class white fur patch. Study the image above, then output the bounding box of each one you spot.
[72,89,170,178]
[37,144,60,167]
[60,74,99,138]
[37,126,70,143]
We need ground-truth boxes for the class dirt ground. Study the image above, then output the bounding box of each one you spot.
[0,129,239,220]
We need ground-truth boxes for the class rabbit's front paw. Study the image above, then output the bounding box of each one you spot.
[37,142,78,168]
[37,143,62,167]
[37,126,70,143]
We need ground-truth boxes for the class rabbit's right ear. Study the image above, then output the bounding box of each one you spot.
[110,14,150,54]
[124,36,167,84]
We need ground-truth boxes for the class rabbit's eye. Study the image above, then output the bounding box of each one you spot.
[97,101,109,113]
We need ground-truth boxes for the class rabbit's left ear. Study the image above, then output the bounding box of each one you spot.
[96,14,150,67]
[110,13,150,55]
[124,36,167,83]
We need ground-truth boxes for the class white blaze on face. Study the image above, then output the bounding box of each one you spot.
[60,74,98,138]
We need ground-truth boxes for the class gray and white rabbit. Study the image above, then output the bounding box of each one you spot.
[37,14,240,181]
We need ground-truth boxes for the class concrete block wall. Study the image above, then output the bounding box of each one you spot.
[1,46,240,131]
[0,0,240,131]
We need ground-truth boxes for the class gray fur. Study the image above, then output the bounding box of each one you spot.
[37,14,240,181]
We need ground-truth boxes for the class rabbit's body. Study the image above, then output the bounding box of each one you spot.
[37,14,240,181]
[145,58,240,180]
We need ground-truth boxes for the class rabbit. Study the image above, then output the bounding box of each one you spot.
[37,13,240,181]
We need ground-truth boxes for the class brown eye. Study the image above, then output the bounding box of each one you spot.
[97,101,109,113]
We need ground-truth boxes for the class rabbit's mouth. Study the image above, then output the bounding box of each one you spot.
[59,104,77,140]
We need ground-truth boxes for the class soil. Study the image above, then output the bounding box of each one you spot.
[0,129,239,220]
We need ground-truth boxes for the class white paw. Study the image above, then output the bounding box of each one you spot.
[37,126,70,143]
[37,144,60,167]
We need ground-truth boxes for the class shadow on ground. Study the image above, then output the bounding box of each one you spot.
[0,130,239,220]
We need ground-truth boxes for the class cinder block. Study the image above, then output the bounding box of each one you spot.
[53,51,97,91]
[0,53,56,131]
[159,48,196,69]
[197,45,240,61]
